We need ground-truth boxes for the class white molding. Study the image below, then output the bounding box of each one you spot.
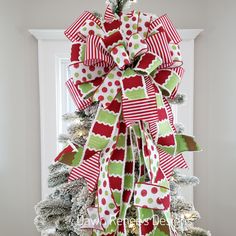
[178,29,203,40]
[29,29,67,41]
[29,29,203,41]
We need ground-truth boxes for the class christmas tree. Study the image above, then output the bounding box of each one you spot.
[35,1,211,235]
[34,106,98,236]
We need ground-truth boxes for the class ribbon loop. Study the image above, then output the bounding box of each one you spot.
[104,5,122,35]
[149,14,182,44]
[104,5,116,23]
[70,42,85,63]
[152,69,182,97]
[127,33,148,60]
[64,11,102,42]
[134,52,162,75]
[103,30,131,69]
[78,20,105,40]
[84,34,114,67]
[145,31,173,68]
[93,67,122,107]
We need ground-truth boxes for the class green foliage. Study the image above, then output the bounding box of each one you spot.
[107,0,136,14]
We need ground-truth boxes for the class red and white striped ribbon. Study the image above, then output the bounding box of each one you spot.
[104,5,115,22]
[123,77,158,126]
[170,67,185,99]
[68,152,100,192]
[65,11,102,42]
[149,122,158,141]
[145,32,173,67]
[66,78,92,111]
[163,97,174,127]
[147,97,188,179]
[84,35,114,67]
[160,97,188,179]
[138,122,187,180]
[159,148,187,180]
[149,14,181,44]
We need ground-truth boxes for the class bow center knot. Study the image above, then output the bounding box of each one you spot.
[103,31,148,70]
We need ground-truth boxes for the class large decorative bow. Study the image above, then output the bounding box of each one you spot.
[57,5,200,236]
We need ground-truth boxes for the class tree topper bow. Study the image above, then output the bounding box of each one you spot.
[56,4,200,236]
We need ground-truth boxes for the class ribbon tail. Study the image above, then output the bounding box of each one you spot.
[96,124,121,233]
[117,127,136,235]
[93,67,123,108]
[122,76,160,126]
[68,153,100,193]
[104,4,116,23]
[138,208,156,236]
[175,134,201,154]
[94,119,128,234]
[157,134,201,156]
[132,122,147,182]
[154,85,178,156]
[132,121,174,236]
[109,121,128,208]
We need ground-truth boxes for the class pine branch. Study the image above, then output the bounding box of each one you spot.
[175,122,185,134]
[34,215,53,232]
[185,227,211,236]
[35,199,71,219]
[171,197,194,213]
[55,218,71,232]
[70,188,95,235]
[107,0,137,14]
[93,11,102,19]
[48,162,69,174]
[62,113,80,122]
[57,179,88,201]
[54,231,67,236]
[168,93,186,105]
[74,102,98,120]
[172,170,200,186]
[48,170,70,188]
[58,134,70,144]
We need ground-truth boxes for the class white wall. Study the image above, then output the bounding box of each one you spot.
[0,0,235,235]
[194,0,236,234]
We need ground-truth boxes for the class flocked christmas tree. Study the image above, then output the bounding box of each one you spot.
[35,1,211,235]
